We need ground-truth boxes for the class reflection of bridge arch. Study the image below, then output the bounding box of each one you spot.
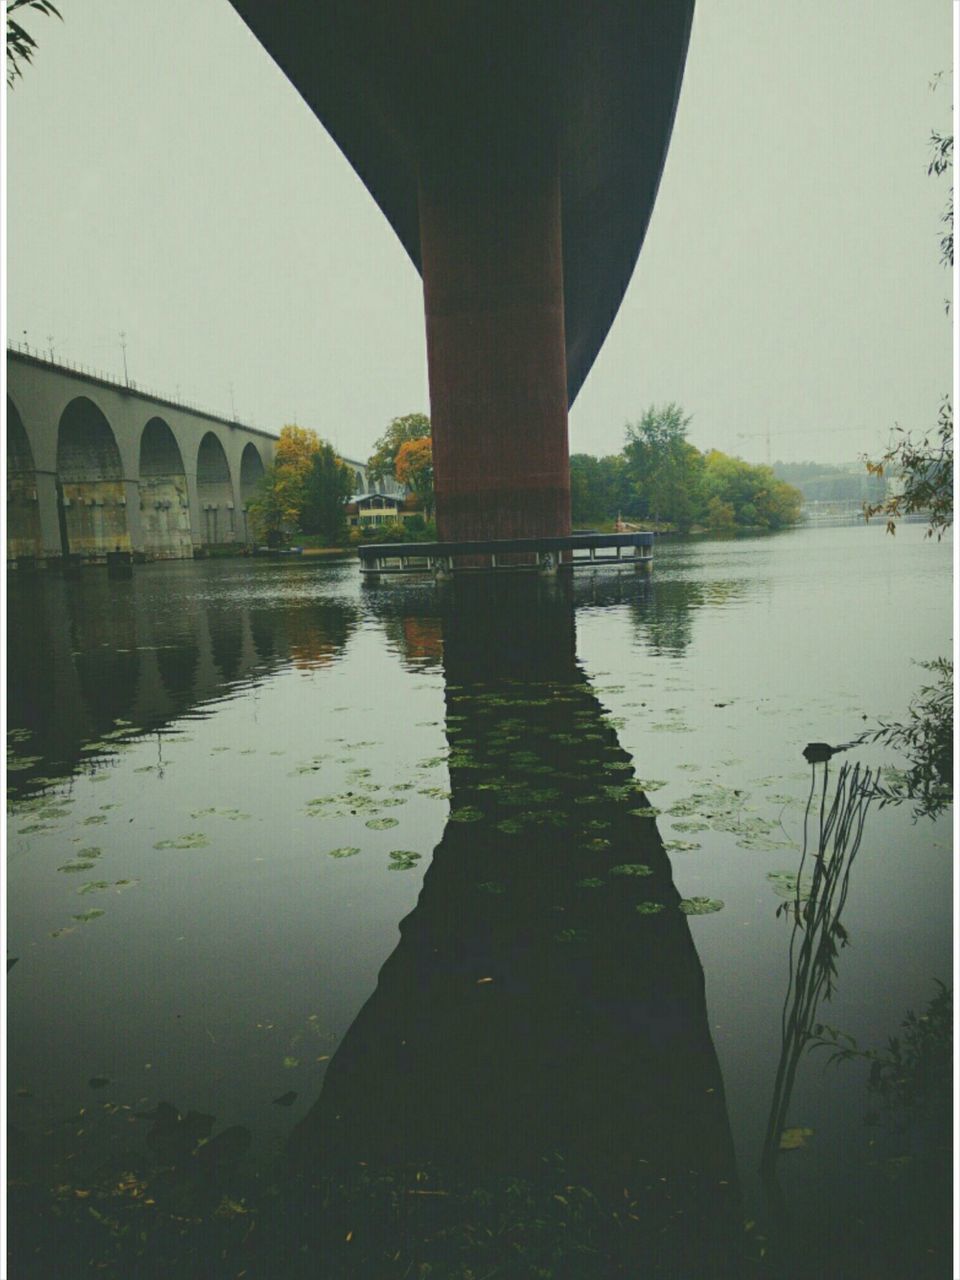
[7,395,43,560]
[57,396,130,557]
[197,432,235,545]
[139,417,193,558]
[239,442,265,542]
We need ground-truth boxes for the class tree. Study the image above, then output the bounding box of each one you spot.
[301,443,354,543]
[570,453,628,525]
[247,424,320,543]
[6,0,61,87]
[863,128,953,539]
[368,413,431,485]
[863,400,953,540]
[623,405,703,530]
[394,436,434,518]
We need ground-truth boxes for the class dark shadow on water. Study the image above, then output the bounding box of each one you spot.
[289,576,741,1274]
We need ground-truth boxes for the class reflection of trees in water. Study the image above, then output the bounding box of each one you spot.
[209,610,243,682]
[250,610,275,662]
[291,578,740,1273]
[66,578,140,732]
[629,576,745,656]
[156,643,200,704]
[281,603,357,671]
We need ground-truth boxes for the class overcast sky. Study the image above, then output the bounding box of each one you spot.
[5,0,953,466]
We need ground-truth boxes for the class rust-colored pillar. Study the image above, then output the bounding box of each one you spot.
[419,124,571,543]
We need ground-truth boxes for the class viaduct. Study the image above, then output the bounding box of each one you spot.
[5,349,377,566]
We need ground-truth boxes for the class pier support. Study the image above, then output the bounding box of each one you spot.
[419,99,570,542]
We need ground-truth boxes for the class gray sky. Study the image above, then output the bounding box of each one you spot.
[6,0,953,466]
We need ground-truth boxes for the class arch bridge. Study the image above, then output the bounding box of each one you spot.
[6,350,379,567]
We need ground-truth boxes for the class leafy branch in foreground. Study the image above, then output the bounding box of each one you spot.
[6,0,61,87]
[863,397,953,539]
[864,657,953,820]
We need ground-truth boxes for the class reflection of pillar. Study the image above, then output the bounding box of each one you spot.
[292,579,738,1269]
[35,471,63,561]
[420,119,570,542]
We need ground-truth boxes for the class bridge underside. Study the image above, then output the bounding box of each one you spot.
[229,1,694,540]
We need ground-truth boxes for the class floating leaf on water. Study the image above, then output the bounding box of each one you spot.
[665,840,701,852]
[556,928,588,943]
[77,882,111,895]
[7,755,43,771]
[602,761,632,772]
[327,846,360,859]
[679,897,724,915]
[577,877,605,889]
[418,786,451,800]
[153,833,210,849]
[365,817,399,830]
[585,837,610,851]
[418,757,447,769]
[636,901,666,915]
[273,1091,298,1107]
[448,807,483,823]
[17,823,56,835]
[379,798,407,808]
[82,815,107,826]
[283,1057,299,1069]
[779,1126,814,1151]
[671,820,710,833]
[387,850,421,871]
[629,807,661,819]
[610,864,653,877]
[72,909,105,923]
[497,818,524,835]
[58,861,97,874]
[634,779,668,792]
[767,871,813,901]
[391,783,415,792]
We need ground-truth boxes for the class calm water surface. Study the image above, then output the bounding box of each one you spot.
[6,522,953,1276]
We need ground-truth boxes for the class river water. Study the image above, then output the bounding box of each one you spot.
[6,522,953,1276]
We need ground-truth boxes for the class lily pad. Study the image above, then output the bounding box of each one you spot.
[664,840,701,852]
[77,881,111,895]
[779,1127,814,1151]
[153,833,210,849]
[636,901,666,915]
[671,820,710,833]
[327,847,360,859]
[679,897,724,915]
[365,817,399,830]
[767,871,813,901]
[628,806,661,819]
[610,864,653,877]
[577,877,605,889]
[387,850,421,871]
[448,807,483,823]
[72,909,105,923]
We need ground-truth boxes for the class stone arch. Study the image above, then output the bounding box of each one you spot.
[56,396,130,558]
[239,442,265,543]
[6,395,43,562]
[197,432,235,544]
[139,417,193,559]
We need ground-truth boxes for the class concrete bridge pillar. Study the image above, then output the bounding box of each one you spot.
[419,117,571,543]
[35,470,64,560]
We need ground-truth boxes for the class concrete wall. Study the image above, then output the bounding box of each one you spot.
[6,351,279,565]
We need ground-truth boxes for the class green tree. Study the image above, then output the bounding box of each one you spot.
[300,443,355,543]
[702,451,802,530]
[570,453,628,525]
[6,0,61,87]
[622,404,703,530]
[368,413,431,485]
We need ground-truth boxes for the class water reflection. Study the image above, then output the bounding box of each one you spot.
[6,569,359,790]
[290,578,740,1271]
